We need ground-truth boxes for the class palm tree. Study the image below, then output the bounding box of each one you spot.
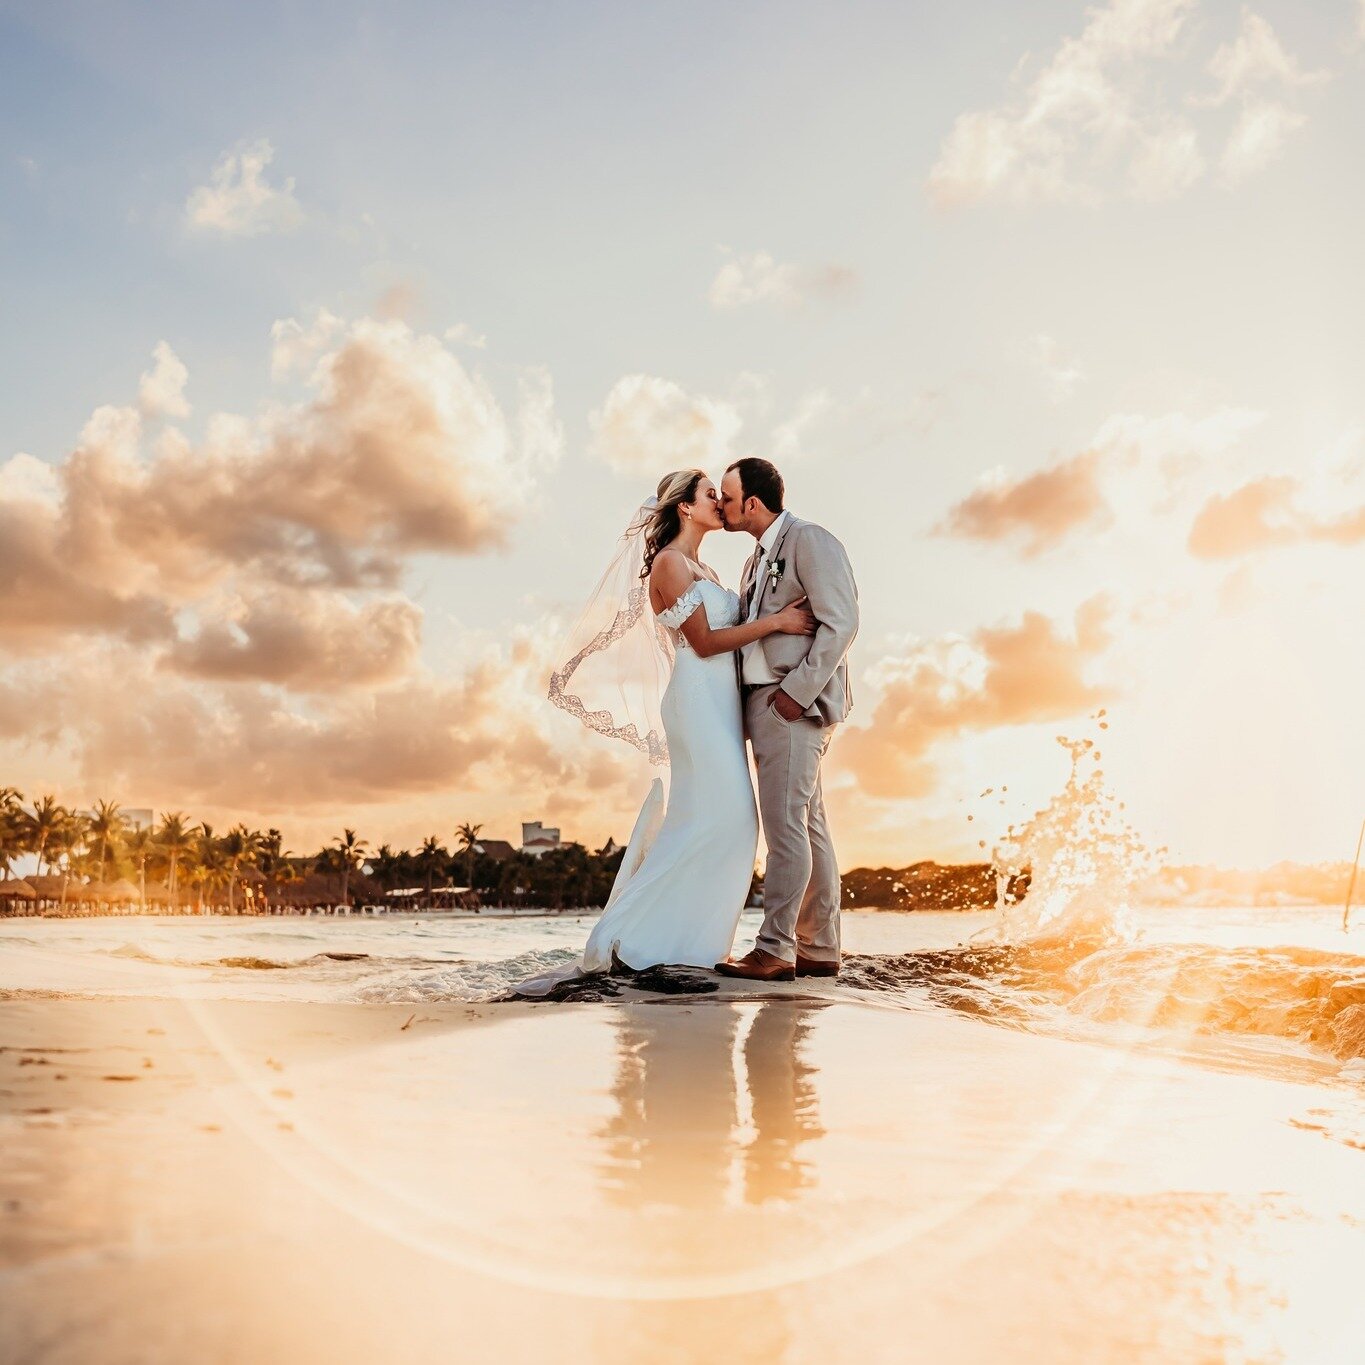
[27,794,68,879]
[220,824,262,915]
[191,825,229,914]
[455,822,483,892]
[124,825,155,912]
[88,799,126,883]
[330,828,368,907]
[0,788,29,880]
[369,843,401,893]
[48,812,89,911]
[270,858,301,914]
[156,812,197,899]
[416,835,446,910]
[257,829,291,914]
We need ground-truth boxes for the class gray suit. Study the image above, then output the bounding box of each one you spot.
[739,514,859,964]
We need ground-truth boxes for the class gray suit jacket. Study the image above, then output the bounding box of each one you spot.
[740,514,859,725]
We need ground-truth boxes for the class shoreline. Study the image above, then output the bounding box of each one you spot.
[3,989,1364,1362]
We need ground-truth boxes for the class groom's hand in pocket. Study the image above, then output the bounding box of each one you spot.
[772,688,805,722]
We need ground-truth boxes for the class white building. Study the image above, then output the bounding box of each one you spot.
[520,821,561,858]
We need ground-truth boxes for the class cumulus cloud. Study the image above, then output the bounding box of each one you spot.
[837,599,1115,799]
[0,452,59,505]
[1199,11,1327,106]
[1,627,638,817]
[937,408,1267,556]
[926,1,1327,206]
[0,321,560,686]
[443,322,488,349]
[1218,100,1307,183]
[927,0,1199,206]
[1188,475,1365,557]
[1197,11,1326,185]
[589,374,741,476]
[185,138,304,237]
[708,250,856,310]
[937,450,1111,556]
[137,341,191,419]
[163,590,424,690]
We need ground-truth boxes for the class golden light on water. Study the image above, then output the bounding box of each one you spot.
[4,0,1365,1358]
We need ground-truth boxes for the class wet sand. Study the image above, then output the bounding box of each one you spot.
[2,987,1363,1363]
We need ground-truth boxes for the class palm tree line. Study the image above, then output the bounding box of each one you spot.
[0,790,627,914]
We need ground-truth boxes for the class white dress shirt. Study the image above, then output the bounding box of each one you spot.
[740,510,790,686]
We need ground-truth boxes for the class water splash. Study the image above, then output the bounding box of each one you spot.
[990,728,1161,949]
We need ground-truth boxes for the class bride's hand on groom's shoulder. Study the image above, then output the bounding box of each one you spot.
[774,596,817,637]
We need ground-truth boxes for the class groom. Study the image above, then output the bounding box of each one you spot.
[715,457,859,982]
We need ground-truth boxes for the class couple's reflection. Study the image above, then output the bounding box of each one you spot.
[599,1001,826,1208]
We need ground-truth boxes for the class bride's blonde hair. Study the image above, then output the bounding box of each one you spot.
[640,468,706,579]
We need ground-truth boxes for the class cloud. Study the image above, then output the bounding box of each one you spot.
[1028,333,1086,401]
[185,138,304,237]
[137,341,190,419]
[1197,11,1326,185]
[937,450,1111,556]
[936,408,1267,557]
[770,390,835,462]
[708,250,856,309]
[1188,476,1365,557]
[1199,11,1327,106]
[837,599,1115,799]
[0,322,560,683]
[1218,100,1307,183]
[927,0,1198,206]
[927,2,1328,206]
[0,321,631,838]
[0,452,59,505]
[374,281,419,321]
[443,322,488,349]
[163,590,424,690]
[589,374,740,476]
[1,627,638,817]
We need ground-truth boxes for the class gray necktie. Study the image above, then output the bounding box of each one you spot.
[742,549,762,616]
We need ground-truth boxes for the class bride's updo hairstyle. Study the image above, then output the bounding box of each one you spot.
[640,468,706,579]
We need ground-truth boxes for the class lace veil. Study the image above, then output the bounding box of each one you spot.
[547,498,675,765]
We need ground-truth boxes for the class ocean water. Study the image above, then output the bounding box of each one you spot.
[5,735,1361,1092]
[3,900,1362,1087]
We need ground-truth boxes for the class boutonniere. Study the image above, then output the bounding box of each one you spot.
[765,557,786,587]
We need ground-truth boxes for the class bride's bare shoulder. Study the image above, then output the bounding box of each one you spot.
[650,547,693,583]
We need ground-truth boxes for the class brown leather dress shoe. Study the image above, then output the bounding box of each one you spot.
[795,955,840,977]
[713,948,796,981]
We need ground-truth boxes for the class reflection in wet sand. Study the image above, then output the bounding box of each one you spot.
[600,1003,826,1211]
[742,1002,826,1204]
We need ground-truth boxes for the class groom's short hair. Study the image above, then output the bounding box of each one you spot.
[727,457,784,513]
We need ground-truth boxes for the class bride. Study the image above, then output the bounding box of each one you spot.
[519,469,815,993]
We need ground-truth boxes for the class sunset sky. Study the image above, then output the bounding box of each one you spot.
[1,0,1362,871]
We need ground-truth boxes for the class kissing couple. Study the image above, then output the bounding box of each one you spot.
[520,457,858,994]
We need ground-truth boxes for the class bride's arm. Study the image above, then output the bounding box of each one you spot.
[651,553,815,660]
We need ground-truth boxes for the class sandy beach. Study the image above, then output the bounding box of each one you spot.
[3,919,1363,1363]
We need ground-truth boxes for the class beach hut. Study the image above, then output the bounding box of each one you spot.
[0,878,37,914]
[103,877,143,911]
[26,874,76,914]
[143,881,184,913]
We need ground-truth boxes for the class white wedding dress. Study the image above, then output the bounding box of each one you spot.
[518,575,759,993]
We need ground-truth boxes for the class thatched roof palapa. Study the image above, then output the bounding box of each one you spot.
[0,878,37,899]
[26,874,75,898]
